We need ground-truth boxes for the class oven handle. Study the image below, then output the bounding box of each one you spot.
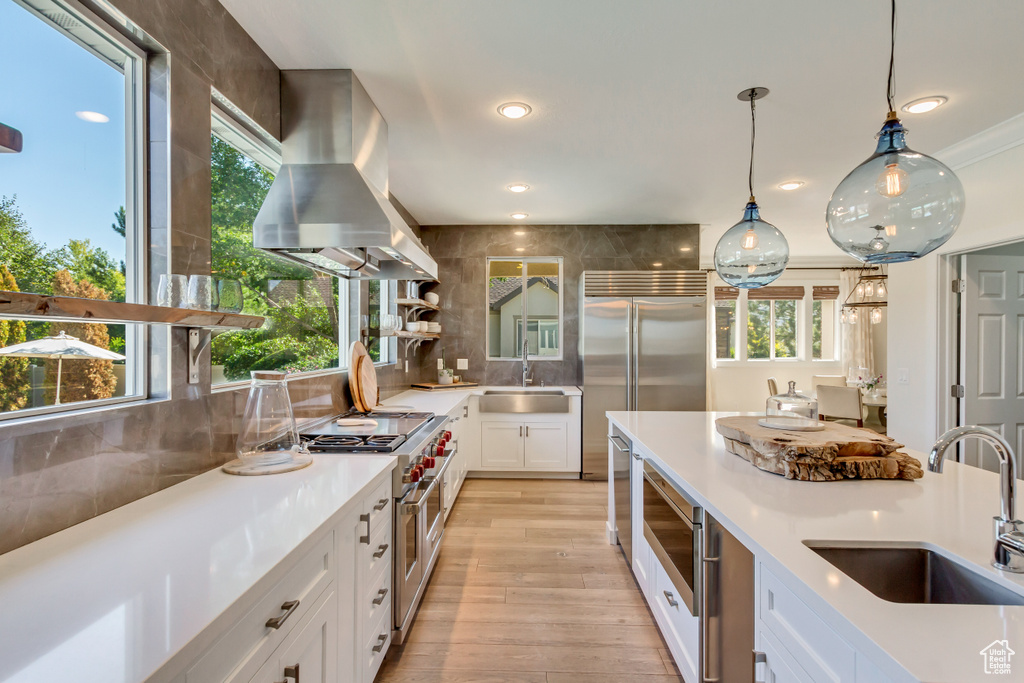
[399,475,442,515]
[643,470,696,527]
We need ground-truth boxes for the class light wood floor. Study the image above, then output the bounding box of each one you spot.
[376,478,684,683]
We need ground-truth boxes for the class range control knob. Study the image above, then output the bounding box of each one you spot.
[444,431,453,441]
[436,442,446,457]
[422,456,434,469]
[409,468,422,483]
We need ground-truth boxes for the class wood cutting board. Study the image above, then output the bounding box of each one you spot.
[411,381,480,391]
[348,341,369,412]
[357,355,379,410]
[715,416,923,481]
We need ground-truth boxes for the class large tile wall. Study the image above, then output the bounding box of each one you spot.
[416,224,700,386]
[0,0,428,555]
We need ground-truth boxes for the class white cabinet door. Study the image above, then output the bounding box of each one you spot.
[524,421,568,469]
[630,451,650,595]
[480,421,525,467]
[252,589,338,683]
[757,626,810,683]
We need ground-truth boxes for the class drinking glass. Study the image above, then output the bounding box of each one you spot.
[157,274,188,308]
[187,275,216,310]
[216,279,244,313]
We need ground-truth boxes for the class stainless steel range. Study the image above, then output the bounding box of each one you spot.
[301,409,453,644]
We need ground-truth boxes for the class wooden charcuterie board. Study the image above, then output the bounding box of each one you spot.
[411,381,480,391]
[715,416,923,481]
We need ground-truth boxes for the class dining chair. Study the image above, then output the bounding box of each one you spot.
[817,385,864,428]
[767,377,778,397]
[812,375,847,392]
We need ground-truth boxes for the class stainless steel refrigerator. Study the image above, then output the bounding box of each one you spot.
[580,271,707,480]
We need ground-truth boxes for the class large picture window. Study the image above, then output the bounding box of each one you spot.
[0,0,145,417]
[487,257,563,360]
[210,110,347,384]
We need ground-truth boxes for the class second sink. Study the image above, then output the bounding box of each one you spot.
[479,389,570,413]
[805,542,1024,606]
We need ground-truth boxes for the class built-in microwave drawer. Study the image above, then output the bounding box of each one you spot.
[642,460,701,617]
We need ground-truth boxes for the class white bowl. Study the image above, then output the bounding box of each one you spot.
[417,321,430,333]
[424,292,440,306]
[405,321,420,332]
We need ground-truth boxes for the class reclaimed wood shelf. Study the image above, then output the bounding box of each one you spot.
[395,297,440,312]
[390,330,440,340]
[0,291,264,329]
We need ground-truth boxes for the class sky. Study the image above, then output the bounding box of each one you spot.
[0,0,127,260]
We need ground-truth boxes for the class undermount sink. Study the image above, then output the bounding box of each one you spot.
[479,389,570,413]
[806,542,1024,606]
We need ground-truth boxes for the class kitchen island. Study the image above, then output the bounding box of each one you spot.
[608,411,1024,683]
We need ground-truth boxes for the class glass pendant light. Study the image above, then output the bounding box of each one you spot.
[871,307,884,324]
[840,309,848,324]
[877,280,887,298]
[825,0,965,263]
[848,308,859,325]
[865,281,875,298]
[714,87,790,288]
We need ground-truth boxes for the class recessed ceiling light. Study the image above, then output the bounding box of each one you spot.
[76,111,109,123]
[498,102,532,119]
[652,262,663,267]
[901,96,948,114]
[679,246,692,252]
[778,181,805,191]
[515,247,526,252]
[510,213,528,220]
[514,230,526,235]
[507,183,530,193]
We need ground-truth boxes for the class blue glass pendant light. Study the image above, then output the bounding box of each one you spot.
[826,0,964,263]
[714,87,790,288]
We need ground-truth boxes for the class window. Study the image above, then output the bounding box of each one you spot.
[366,279,392,364]
[747,288,802,360]
[0,0,144,417]
[487,257,562,360]
[812,286,839,361]
[210,110,347,384]
[714,287,738,360]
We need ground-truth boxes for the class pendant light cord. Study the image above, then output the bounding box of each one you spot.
[887,0,896,113]
[748,91,756,199]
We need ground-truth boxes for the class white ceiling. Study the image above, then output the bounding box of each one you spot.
[219,0,1024,264]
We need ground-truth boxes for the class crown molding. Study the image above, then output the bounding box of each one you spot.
[936,112,1024,171]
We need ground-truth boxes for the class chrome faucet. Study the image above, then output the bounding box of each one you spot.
[929,426,1024,573]
[521,338,532,387]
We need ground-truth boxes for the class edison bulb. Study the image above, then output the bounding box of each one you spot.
[877,281,887,298]
[741,228,759,250]
[848,308,859,324]
[865,282,875,297]
[876,162,908,198]
[856,283,865,299]
[871,307,883,324]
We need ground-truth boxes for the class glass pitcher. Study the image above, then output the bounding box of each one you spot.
[236,371,305,465]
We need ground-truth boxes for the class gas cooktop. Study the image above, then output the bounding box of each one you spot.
[300,410,435,453]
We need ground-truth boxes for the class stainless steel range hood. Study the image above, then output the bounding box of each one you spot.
[254,70,437,280]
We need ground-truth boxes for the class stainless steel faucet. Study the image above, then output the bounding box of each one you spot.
[929,425,1024,573]
[521,338,532,387]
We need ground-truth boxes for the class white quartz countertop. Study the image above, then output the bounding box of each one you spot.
[0,454,396,683]
[607,411,1024,683]
[384,384,581,416]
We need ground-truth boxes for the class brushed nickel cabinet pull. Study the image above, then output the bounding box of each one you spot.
[284,663,299,682]
[371,633,388,652]
[372,587,389,605]
[373,543,389,558]
[360,513,371,544]
[663,590,678,608]
[265,600,300,629]
[373,498,388,511]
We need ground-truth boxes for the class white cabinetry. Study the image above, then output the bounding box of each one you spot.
[480,421,525,467]
[630,449,652,595]
[443,399,470,519]
[173,470,393,683]
[475,394,581,474]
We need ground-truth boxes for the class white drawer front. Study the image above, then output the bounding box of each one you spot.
[760,564,854,683]
[650,551,700,683]
[363,556,392,635]
[187,531,334,683]
[364,479,391,538]
[758,626,812,683]
[363,515,391,580]
[362,598,393,682]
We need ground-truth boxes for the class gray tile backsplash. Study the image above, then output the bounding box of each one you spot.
[416,224,700,386]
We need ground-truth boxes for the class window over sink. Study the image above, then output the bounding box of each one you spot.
[486,257,563,361]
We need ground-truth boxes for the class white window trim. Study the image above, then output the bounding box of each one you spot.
[0,0,148,422]
[485,256,564,362]
[210,104,351,386]
[712,281,840,366]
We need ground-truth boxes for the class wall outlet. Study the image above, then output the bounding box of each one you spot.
[457,358,469,370]
[896,368,909,385]
[437,358,444,370]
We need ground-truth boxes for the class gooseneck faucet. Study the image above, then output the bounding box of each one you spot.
[929,425,1024,573]
[521,338,532,387]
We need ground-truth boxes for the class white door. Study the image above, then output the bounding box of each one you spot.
[252,589,338,683]
[963,254,1024,474]
[524,421,568,469]
[480,421,524,467]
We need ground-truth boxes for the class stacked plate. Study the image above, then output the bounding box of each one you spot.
[427,322,441,334]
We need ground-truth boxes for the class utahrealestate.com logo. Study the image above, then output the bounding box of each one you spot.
[980,640,1015,675]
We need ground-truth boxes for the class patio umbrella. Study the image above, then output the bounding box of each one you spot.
[0,330,125,404]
